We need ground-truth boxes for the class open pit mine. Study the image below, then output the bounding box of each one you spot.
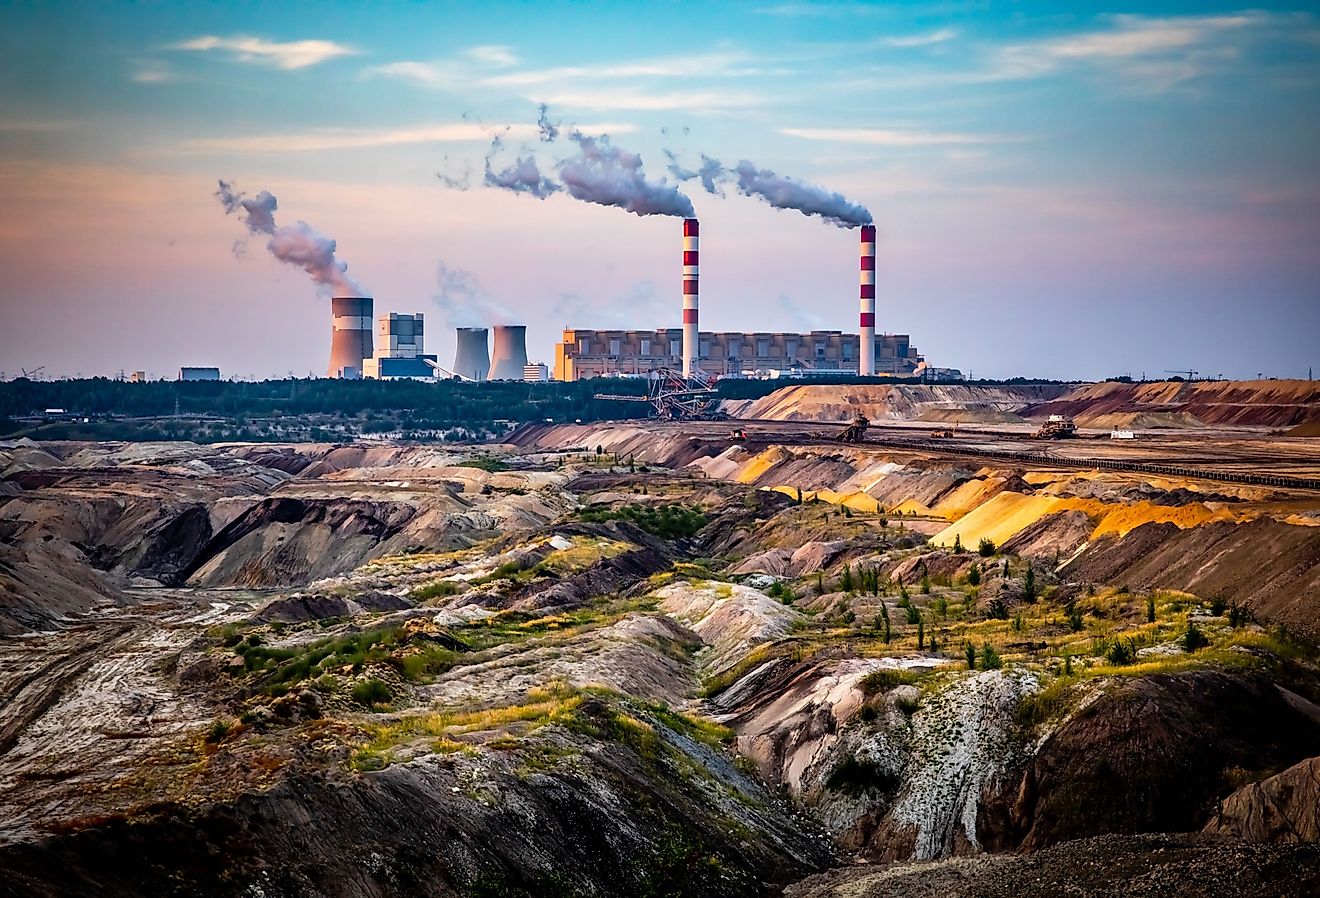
[2,380,1320,898]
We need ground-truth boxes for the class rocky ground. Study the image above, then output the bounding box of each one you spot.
[1,419,1319,896]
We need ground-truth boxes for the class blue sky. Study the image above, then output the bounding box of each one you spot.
[1,0,1317,380]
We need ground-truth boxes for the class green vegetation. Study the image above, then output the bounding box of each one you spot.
[1183,621,1209,652]
[859,668,919,694]
[457,455,510,472]
[206,719,232,743]
[766,580,797,604]
[977,537,997,557]
[351,678,394,708]
[967,564,981,587]
[575,503,708,539]
[411,579,463,601]
[979,643,1003,670]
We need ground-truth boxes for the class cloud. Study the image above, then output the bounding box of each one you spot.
[130,58,175,83]
[479,51,759,88]
[756,3,884,17]
[172,35,358,70]
[466,44,519,67]
[882,29,957,48]
[175,123,537,154]
[985,13,1276,86]
[536,88,766,112]
[780,127,1018,146]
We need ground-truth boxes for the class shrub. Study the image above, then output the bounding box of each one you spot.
[964,641,977,670]
[859,668,918,694]
[840,563,854,593]
[905,604,921,625]
[917,618,925,650]
[1209,597,1228,616]
[978,538,997,557]
[920,572,931,595]
[1068,606,1085,632]
[1023,565,1037,603]
[1146,593,1156,623]
[411,580,462,601]
[351,678,394,708]
[1183,621,1209,652]
[206,719,231,743]
[986,599,1009,620]
[967,564,981,587]
[1104,638,1137,666]
[952,533,963,553]
[1012,612,1024,632]
[933,596,948,618]
[767,580,797,604]
[979,644,1003,670]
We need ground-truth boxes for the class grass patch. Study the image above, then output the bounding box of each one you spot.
[456,455,510,472]
[858,668,920,695]
[410,580,463,601]
[576,503,708,539]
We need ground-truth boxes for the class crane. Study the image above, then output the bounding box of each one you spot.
[20,366,45,379]
[1164,369,1198,382]
[593,368,720,419]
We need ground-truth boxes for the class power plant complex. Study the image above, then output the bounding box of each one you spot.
[323,217,943,386]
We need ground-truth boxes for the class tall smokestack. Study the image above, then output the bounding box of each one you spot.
[859,225,876,377]
[329,296,373,378]
[453,327,490,381]
[489,325,530,380]
[682,218,699,378]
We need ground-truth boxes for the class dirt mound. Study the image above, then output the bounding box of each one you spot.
[1205,755,1320,844]
[729,384,1070,423]
[785,832,1320,898]
[1002,671,1320,853]
[1060,518,1320,638]
[1287,420,1320,437]
[1025,380,1320,428]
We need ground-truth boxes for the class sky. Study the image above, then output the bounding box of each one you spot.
[0,0,1317,382]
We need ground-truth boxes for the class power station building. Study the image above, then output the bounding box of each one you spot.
[328,296,374,379]
[552,329,923,381]
[362,312,436,380]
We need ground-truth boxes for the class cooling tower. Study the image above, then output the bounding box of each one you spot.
[329,296,374,379]
[859,225,876,377]
[682,218,699,378]
[490,325,530,381]
[453,327,490,381]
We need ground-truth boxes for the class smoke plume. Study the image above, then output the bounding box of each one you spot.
[666,150,729,197]
[557,131,694,218]
[536,103,560,142]
[433,259,514,327]
[732,160,871,227]
[215,180,363,295]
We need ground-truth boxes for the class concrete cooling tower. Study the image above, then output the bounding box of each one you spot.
[453,327,490,381]
[489,325,529,381]
[329,297,374,378]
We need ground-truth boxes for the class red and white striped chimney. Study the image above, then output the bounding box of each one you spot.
[859,224,876,376]
[682,218,699,379]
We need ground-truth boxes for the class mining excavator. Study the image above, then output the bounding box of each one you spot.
[836,413,870,443]
[1030,415,1077,440]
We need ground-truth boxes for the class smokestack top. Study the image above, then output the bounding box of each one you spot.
[861,224,876,241]
[683,218,699,236]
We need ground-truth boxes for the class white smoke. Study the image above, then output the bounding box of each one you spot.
[215,180,363,295]
[733,160,871,227]
[433,259,514,327]
[557,130,694,218]
[483,133,559,199]
[665,150,729,197]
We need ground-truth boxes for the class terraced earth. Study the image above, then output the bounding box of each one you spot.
[1,416,1318,896]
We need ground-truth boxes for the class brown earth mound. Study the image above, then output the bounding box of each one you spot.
[727,384,1070,423]
[1025,379,1320,428]
[998,671,1320,853]
[1287,420,1320,437]
[1060,518,1320,638]
[1205,755,1320,844]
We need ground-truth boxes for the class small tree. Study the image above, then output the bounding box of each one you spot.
[929,632,939,654]
[917,617,925,650]
[1063,653,1073,675]
[840,563,854,594]
[920,571,931,595]
[980,643,1003,670]
[953,533,963,553]
[978,537,997,557]
[816,571,826,595]
[1183,621,1209,652]
[964,641,977,670]
[967,564,981,587]
[1012,612,1024,632]
[1023,564,1036,603]
[905,603,921,625]
[883,603,892,644]
[1068,606,1084,632]
[1146,594,1156,623]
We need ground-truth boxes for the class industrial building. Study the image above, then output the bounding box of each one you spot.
[552,329,923,381]
[328,296,374,379]
[523,362,549,383]
[362,312,437,380]
[178,367,221,381]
